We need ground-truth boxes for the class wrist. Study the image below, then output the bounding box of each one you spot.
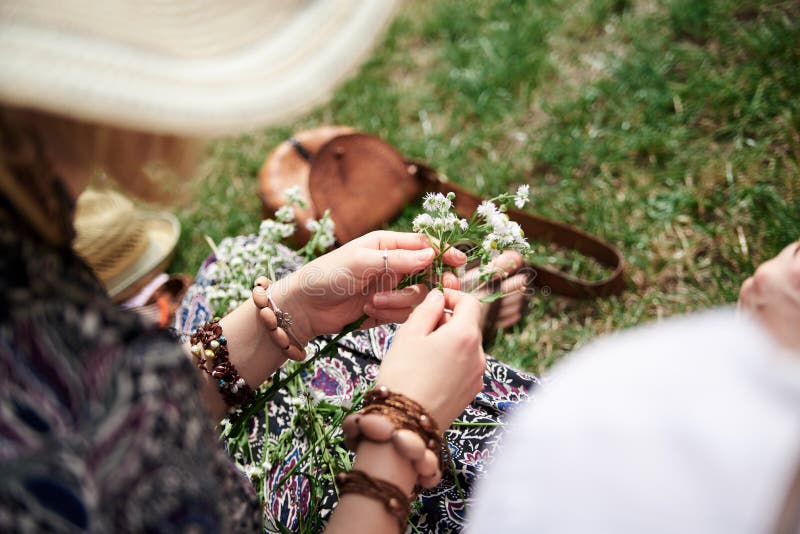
[352,440,417,495]
[270,274,314,347]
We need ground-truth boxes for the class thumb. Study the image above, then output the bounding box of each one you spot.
[401,288,445,336]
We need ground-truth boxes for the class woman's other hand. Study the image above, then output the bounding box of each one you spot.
[375,288,486,430]
[273,231,466,343]
[738,241,800,350]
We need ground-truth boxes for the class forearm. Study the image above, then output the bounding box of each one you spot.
[185,276,309,420]
[325,442,417,534]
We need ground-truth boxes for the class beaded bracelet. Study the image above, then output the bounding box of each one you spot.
[342,386,444,489]
[252,276,306,362]
[336,469,410,533]
[189,319,255,408]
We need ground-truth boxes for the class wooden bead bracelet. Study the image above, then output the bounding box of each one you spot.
[190,319,254,408]
[252,276,306,361]
[336,469,410,532]
[342,386,444,489]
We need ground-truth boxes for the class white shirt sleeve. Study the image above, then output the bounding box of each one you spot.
[468,308,800,534]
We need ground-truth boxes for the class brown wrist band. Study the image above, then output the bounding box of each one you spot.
[252,276,306,361]
[336,469,410,533]
[342,386,445,489]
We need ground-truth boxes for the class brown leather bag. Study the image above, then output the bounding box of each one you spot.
[258,127,625,299]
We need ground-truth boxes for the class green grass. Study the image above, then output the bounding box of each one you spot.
[171,0,800,375]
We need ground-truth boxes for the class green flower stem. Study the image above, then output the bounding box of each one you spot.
[228,314,368,435]
[276,426,337,488]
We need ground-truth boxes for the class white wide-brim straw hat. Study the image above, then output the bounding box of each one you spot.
[0,0,400,136]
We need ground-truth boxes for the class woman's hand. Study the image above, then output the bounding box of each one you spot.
[375,288,486,430]
[273,231,466,343]
[738,241,800,350]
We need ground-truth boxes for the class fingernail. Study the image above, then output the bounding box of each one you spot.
[373,293,388,306]
[454,248,467,260]
[417,248,435,261]
[429,288,443,300]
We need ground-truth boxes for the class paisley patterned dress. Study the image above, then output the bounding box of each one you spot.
[176,234,539,533]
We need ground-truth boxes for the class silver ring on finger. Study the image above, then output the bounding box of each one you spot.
[382,248,389,275]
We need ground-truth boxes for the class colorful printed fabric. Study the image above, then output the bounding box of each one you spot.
[0,205,261,531]
[175,235,539,533]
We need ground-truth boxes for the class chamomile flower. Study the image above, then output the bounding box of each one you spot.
[422,192,452,214]
[283,185,306,208]
[514,185,530,209]
[306,211,336,250]
[477,200,499,219]
[275,206,295,223]
[260,219,295,241]
[412,213,434,231]
[482,234,502,258]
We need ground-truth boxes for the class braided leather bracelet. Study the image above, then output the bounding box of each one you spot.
[252,276,306,361]
[342,386,444,489]
[336,469,410,532]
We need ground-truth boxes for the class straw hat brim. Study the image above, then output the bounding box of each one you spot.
[0,1,400,136]
[105,211,180,301]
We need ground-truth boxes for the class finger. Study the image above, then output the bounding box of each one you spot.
[777,240,800,260]
[496,303,523,327]
[363,304,415,325]
[442,271,460,290]
[440,289,482,331]
[386,248,443,276]
[371,284,428,309]
[497,313,522,329]
[356,247,435,282]
[382,232,466,267]
[401,288,446,336]
[499,273,528,295]
[738,277,754,310]
[461,250,523,292]
[366,231,433,252]
[440,245,468,267]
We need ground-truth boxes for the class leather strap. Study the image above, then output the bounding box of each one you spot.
[288,137,314,163]
[409,162,626,299]
[281,135,625,299]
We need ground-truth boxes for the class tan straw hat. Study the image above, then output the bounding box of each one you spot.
[0,0,400,136]
[74,189,180,301]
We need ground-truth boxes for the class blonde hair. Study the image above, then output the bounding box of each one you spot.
[0,106,201,203]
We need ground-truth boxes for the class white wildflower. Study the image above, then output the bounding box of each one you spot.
[284,185,306,208]
[275,206,295,223]
[422,192,452,214]
[443,213,460,232]
[287,396,304,406]
[477,200,499,219]
[514,184,530,209]
[487,210,511,235]
[458,218,469,232]
[311,389,326,406]
[241,464,261,481]
[306,212,336,250]
[482,234,501,258]
[412,213,434,232]
[261,219,295,241]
